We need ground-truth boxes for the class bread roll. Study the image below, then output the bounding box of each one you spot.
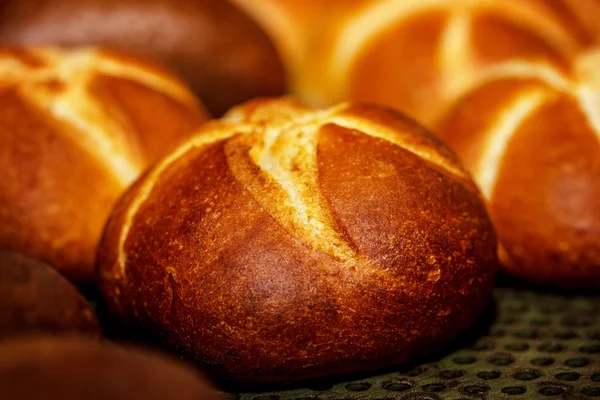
[0,336,222,400]
[0,0,285,116]
[435,49,600,287]
[97,97,497,382]
[302,0,584,125]
[0,47,206,283]
[231,0,365,92]
[0,249,101,339]
[525,0,600,44]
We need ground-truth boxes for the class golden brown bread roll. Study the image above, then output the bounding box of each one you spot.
[0,336,222,400]
[525,0,600,44]
[97,97,497,382]
[435,49,600,287]
[0,248,101,339]
[230,0,366,92]
[0,47,207,283]
[302,0,585,125]
[0,0,286,116]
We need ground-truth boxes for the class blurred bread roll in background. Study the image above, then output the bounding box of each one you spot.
[97,97,497,382]
[0,47,206,283]
[435,49,600,287]
[0,0,285,116]
[299,0,587,124]
[0,248,101,340]
[0,336,222,400]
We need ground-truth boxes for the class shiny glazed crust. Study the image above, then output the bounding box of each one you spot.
[0,47,207,282]
[436,50,600,287]
[97,98,497,382]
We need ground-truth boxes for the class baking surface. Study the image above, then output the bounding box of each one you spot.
[225,277,600,399]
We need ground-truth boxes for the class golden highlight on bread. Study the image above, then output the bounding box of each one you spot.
[0,249,101,340]
[303,0,586,124]
[0,0,286,116]
[0,47,207,283]
[0,336,222,400]
[436,49,600,287]
[97,97,497,382]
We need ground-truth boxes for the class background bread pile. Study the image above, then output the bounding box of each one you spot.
[0,0,597,395]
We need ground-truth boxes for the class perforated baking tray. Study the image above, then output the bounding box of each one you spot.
[224,275,600,399]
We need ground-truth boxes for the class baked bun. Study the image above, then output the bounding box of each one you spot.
[0,336,222,400]
[0,47,206,283]
[525,0,600,44]
[302,0,584,124]
[231,0,365,92]
[97,97,497,382]
[0,248,101,340]
[0,0,285,116]
[435,50,600,287]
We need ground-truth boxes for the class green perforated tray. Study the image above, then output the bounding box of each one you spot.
[223,276,600,400]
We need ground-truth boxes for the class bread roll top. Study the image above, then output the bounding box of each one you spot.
[0,47,206,282]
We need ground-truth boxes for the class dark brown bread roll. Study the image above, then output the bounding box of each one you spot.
[0,336,223,400]
[0,47,207,283]
[0,249,101,340]
[97,98,497,382]
[0,0,286,116]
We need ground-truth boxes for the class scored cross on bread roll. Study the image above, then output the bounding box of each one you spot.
[0,47,207,283]
[97,97,497,382]
[435,49,600,287]
[302,0,585,125]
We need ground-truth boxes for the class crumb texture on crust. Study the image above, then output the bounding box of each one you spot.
[98,98,497,382]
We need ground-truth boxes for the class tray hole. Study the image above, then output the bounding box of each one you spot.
[383,382,412,392]
[253,396,280,400]
[462,384,489,395]
[554,331,578,340]
[513,369,541,381]
[591,373,600,382]
[555,372,580,381]
[502,386,527,395]
[581,344,600,354]
[581,387,600,397]
[476,370,501,380]
[488,353,515,366]
[530,317,551,326]
[422,383,446,393]
[538,343,564,353]
[531,357,554,366]
[564,357,589,367]
[514,329,540,339]
[452,355,477,365]
[438,370,465,379]
[469,341,495,351]
[345,382,371,392]
[505,342,529,352]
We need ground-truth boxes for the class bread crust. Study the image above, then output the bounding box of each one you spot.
[0,47,206,282]
[97,98,497,382]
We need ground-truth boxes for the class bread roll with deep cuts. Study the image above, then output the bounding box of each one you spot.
[436,50,600,287]
[0,0,286,116]
[303,0,585,125]
[0,336,222,400]
[0,47,207,283]
[0,249,101,340]
[97,98,497,382]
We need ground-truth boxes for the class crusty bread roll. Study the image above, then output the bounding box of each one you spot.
[435,49,600,287]
[0,47,207,283]
[230,0,365,92]
[97,97,497,382]
[0,249,101,339]
[0,0,285,117]
[0,336,222,400]
[302,0,584,125]
[525,0,600,44]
